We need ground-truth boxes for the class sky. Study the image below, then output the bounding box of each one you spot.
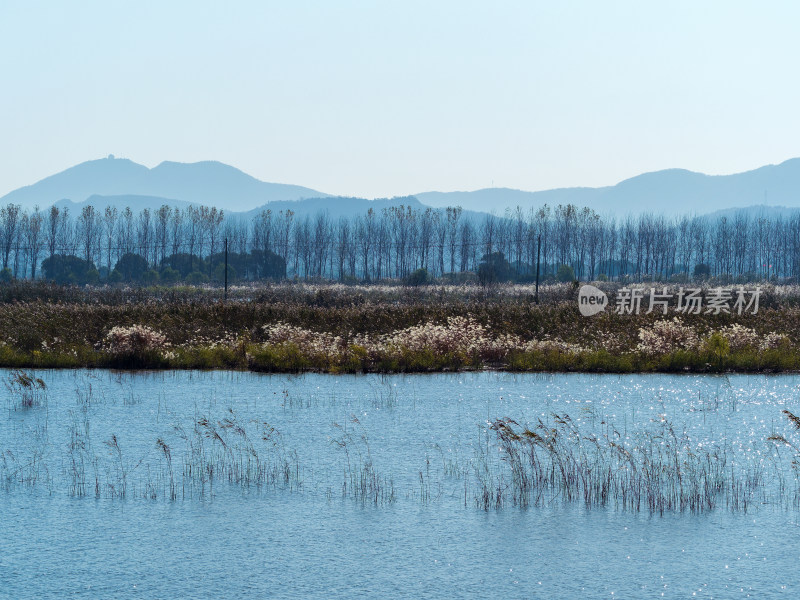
[2,1,800,199]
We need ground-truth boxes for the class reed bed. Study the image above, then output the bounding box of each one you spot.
[4,369,47,410]
[0,281,797,372]
[56,406,302,501]
[2,373,799,513]
[331,417,396,505]
[482,413,784,513]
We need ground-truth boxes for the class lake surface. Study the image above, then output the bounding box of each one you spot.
[2,370,800,598]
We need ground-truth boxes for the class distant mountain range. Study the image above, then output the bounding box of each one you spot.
[53,193,433,221]
[3,156,327,212]
[4,154,800,218]
[415,158,800,216]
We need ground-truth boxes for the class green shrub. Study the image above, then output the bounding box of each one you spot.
[160,267,180,284]
[405,268,429,287]
[556,264,575,283]
[185,271,207,284]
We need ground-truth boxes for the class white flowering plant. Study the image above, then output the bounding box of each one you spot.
[636,318,700,355]
[105,325,168,357]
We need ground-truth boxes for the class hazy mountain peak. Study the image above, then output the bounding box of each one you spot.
[0,157,328,212]
[416,159,800,216]
[5,156,800,218]
[153,159,253,175]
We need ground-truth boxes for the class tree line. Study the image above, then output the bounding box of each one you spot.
[0,202,797,285]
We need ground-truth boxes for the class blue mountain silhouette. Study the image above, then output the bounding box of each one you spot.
[5,155,800,217]
[0,156,328,212]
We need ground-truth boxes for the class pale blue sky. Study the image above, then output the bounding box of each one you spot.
[2,1,799,199]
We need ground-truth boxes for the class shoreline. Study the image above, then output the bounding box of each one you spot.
[0,355,797,375]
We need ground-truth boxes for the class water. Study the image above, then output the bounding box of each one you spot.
[2,371,800,598]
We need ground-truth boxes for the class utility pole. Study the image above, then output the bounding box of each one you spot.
[535,235,541,304]
[224,237,228,301]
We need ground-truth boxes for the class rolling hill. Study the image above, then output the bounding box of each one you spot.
[0,155,328,212]
[415,158,800,216]
[5,155,800,218]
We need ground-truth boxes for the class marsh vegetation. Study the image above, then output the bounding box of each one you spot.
[3,369,800,515]
[5,369,800,598]
[0,281,798,373]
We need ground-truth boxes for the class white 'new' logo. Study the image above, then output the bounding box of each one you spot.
[578,285,608,316]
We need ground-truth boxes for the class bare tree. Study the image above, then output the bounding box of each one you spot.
[77,205,100,265]
[155,205,171,267]
[102,206,118,274]
[205,207,224,272]
[0,204,21,269]
[170,206,184,261]
[24,208,44,278]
